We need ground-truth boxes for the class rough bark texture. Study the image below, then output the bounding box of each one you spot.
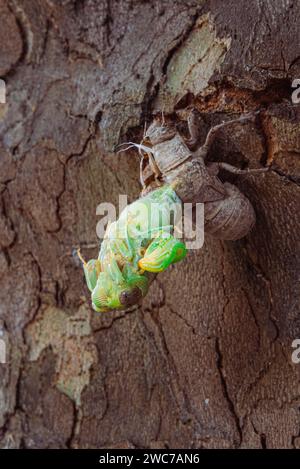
[0,0,300,449]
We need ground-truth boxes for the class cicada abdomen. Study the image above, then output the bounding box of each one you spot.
[204,182,256,240]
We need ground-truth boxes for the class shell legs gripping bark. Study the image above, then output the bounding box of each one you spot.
[188,109,261,159]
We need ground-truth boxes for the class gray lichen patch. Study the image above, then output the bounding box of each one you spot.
[155,14,231,112]
[26,304,98,407]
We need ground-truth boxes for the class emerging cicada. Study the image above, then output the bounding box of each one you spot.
[79,110,268,312]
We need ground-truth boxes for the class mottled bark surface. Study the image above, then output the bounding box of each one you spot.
[0,0,300,449]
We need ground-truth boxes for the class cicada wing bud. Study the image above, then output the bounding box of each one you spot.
[91,283,109,312]
[138,236,187,273]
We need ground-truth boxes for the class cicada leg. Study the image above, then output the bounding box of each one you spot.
[77,249,101,292]
[208,162,269,176]
[186,108,203,150]
[201,111,260,155]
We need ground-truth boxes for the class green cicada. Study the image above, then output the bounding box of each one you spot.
[78,185,186,312]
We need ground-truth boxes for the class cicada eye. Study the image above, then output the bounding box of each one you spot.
[119,287,142,307]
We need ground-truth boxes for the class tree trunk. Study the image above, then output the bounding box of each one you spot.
[1,0,300,449]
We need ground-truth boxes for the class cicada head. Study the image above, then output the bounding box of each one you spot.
[91,265,148,313]
[119,286,143,307]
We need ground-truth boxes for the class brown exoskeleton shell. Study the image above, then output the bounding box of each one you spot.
[140,111,268,241]
[204,182,256,240]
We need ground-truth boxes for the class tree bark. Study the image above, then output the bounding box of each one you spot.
[0,0,300,449]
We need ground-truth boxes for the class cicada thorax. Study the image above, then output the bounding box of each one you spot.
[141,129,193,191]
[151,133,192,174]
[204,182,256,240]
[165,158,227,204]
[143,122,227,204]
